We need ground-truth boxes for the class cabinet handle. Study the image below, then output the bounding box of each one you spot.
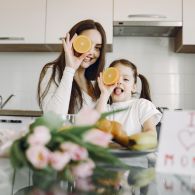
[128,14,167,19]
[0,37,24,40]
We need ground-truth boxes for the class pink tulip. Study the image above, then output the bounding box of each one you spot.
[83,129,112,147]
[75,178,95,191]
[71,146,88,161]
[75,106,100,125]
[26,145,50,169]
[49,151,71,171]
[71,159,95,178]
[27,126,51,146]
[60,142,88,161]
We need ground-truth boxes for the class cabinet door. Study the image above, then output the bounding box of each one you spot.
[0,0,46,44]
[46,0,113,44]
[114,0,182,22]
[183,0,195,45]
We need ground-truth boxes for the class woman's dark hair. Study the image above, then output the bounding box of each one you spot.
[109,59,152,101]
[38,19,107,113]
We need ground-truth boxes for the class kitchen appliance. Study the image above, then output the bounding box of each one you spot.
[0,115,35,132]
[113,21,182,37]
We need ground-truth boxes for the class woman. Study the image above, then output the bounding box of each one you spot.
[38,19,107,115]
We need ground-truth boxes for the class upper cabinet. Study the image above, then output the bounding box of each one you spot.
[114,0,182,22]
[0,0,112,52]
[175,0,195,53]
[0,0,46,44]
[113,0,182,37]
[46,0,113,45]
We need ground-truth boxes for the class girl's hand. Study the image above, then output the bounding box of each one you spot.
[62,33,89,71]
[97,73,117,97]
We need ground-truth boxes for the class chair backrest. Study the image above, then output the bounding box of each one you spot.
[156,107,168,141]
[156,122,161,141]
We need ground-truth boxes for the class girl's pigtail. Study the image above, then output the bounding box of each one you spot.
[138,74,152,102]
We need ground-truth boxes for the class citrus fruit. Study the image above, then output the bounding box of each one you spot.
[73,35,92,53]
[96,119,112,133]
[102,67,119,85]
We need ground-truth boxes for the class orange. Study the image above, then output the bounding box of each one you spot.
[73,35,92,53]
[96,119,112,133]
[102,67,119,85]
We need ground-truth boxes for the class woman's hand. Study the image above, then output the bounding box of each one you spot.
[62,33,89,71]
[97,73,117,98]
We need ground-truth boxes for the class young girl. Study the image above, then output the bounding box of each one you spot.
[38,19,107,115]
[96,59,162,138]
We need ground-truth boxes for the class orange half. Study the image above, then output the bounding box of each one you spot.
[103,67,119,85]
[73,35,92,53]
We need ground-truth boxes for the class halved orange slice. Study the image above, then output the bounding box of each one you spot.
[102,67,119,85]
[73,35,92,53]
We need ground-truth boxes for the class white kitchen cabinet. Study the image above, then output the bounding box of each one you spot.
[114,0,182,22]
[182,0,195,45]
[0,0,46,44]
[46,0,113,45]
[175,0,195,53]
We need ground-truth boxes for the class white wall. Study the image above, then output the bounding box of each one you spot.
[0,52,58,110]
[0,37,195,110]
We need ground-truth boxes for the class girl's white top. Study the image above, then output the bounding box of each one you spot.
[107,98,162,136]
[40,66,95,115]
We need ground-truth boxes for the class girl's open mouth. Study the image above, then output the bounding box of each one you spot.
[114,87,124,95]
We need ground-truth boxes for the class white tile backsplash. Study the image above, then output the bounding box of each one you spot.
[183,74,195,94]
[150,74,185,94]
[0,37,195,110]
[180,95,195,109]
[152,94,181,110]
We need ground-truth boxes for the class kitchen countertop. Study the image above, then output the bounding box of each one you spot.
[0,109,43,117]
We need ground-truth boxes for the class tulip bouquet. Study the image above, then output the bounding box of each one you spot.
[10,107,126,187]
